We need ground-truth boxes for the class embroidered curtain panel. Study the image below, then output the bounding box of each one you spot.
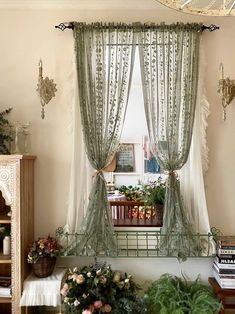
[138,23,203,260]
[73,22,136,254]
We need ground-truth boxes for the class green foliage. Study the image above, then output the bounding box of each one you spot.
[119,178,166,205]
[0,108,12,154]
[0,224,11,236]
[144,274,222,314]
[141,180,165,205]
[118,185,142,201]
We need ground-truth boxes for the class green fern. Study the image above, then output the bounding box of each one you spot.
[0,108,12,154]
[144,274,222,314]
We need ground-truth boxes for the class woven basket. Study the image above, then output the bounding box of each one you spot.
[32,256,56,278]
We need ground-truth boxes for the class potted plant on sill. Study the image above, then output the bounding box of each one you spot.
[119,178,166,222]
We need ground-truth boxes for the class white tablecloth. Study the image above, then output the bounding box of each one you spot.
[20,267,67,307]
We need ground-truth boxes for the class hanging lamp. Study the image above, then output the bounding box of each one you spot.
[154,0,235,16]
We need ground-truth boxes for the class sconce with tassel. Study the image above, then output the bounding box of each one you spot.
[218,63,235,121]
[36,60,57,119]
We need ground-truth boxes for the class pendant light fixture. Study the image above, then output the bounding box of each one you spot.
[155,0,235,16]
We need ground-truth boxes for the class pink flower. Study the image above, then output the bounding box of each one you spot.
[82,310,92,314]
[104,304,112,312]
[89,305,95,312]
[60,287,68,297]
[94,300,102,309]
[60,283,69,296]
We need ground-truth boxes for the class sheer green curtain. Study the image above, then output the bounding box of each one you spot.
[73,22,136,255]
[138,23,202,260]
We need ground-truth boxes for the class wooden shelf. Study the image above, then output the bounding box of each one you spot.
[0,155,35,313]
[0,296,11,303]
[0,215,11,224]
[0,255,11,264]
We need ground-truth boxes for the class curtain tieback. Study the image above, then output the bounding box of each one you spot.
[165,170,178,179]
[92,169,106,181]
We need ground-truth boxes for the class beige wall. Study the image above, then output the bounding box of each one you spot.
[0,0,234,279]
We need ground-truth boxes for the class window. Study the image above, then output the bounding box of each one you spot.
[104,51,164,227]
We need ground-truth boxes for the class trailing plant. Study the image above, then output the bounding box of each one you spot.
[0,108,12,154]
[144,273,221,314]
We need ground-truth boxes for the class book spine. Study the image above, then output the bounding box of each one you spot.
[218,245,235,250]
[216,254,235,260]
[215,268,235,274]
[218,248,235,255]
[213,269,235,285]
[213,264,235,276]
[214,260,235,269]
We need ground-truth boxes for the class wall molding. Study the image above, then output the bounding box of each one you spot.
[0,0,163,10]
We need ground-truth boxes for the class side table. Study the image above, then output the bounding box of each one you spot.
[208,277,235,314]
[20,267,67,314]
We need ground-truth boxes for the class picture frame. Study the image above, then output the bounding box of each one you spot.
[143,136,161,174]
[114,143,135,173]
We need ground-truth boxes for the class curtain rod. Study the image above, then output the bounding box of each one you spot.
[55,22,219,32]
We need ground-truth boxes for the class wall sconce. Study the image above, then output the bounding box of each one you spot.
[218,63,235,121]
[36,60,57,119]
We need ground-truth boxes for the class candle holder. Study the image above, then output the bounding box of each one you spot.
[218,63,235,121]
[11,122,31,155]
[36,60,57,119]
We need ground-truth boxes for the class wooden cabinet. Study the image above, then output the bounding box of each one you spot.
[0,155,35,314]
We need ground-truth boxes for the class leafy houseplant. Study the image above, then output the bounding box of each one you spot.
[144,273,222,314]
[140,180,165,206]
[61,263,145,314]
[119,178,166,206]
[118,185,142,201]
[0,108,12,154]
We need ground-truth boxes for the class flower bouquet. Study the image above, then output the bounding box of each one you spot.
[27,235,59,263]
[61,263,145,314]
[27,235,59,277]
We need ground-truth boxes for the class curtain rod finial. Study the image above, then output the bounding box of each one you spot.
[55,22,74,31]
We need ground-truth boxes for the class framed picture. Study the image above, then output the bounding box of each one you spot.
[114,143,135,173]
[143,136,161,174]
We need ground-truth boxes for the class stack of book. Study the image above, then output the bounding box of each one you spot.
[0,276,11,297]
[213,237,235,289]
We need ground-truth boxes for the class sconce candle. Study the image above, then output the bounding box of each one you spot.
[218,63,235,121]
[219,62,224,80]
[36,59,57,119]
